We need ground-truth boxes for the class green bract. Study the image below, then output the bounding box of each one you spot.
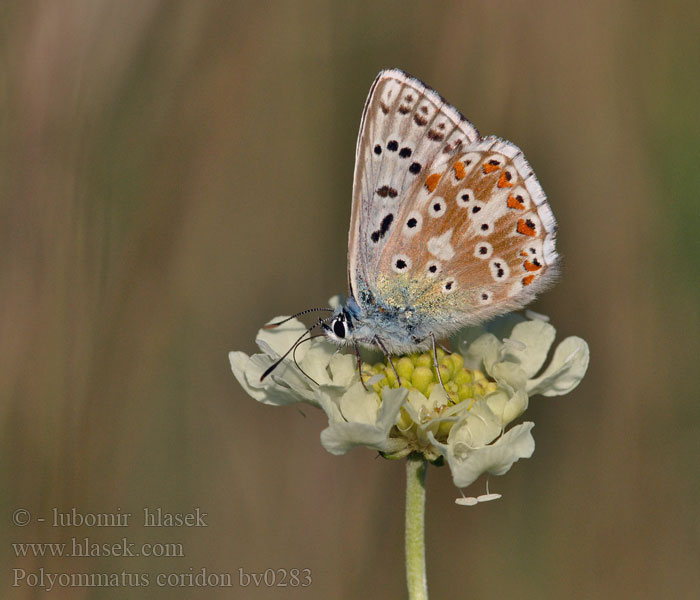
[229,310,589,497]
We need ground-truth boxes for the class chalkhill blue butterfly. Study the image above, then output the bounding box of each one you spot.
[263,69,558,385]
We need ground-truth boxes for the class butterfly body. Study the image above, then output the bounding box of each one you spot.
[320,69,559,358]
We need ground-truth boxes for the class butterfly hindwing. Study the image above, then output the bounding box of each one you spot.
[349,69,558,332]
[377,136,558,326]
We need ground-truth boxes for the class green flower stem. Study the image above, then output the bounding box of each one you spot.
[405,454,428,600]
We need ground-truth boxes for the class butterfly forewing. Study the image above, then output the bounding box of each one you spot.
[349,69,558,331]
[348,69,480,299]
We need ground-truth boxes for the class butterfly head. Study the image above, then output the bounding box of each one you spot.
[321,296,365,346]
[322,312,349,343]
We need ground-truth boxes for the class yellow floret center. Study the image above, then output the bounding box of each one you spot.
[361,347,498,404]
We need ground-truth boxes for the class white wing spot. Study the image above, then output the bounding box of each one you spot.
[441,278,456,294]
[426,260,441,277]
[478,289,494,305]
[392,254,412,273]
[427,229,455,260]
[489,258,510,281]
[474,242,493,259]
[456,188,474,208]
[428,196,447,218]
[403,211,423,237]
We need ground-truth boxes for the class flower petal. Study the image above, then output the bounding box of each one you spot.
[527,336,590,397]
[255,317,310,359]
[502,320,557,378]
[338,382,380,424]
[319,387,408,455]
[461,333,502,371]
[447,400,502,448]
[489,361,528,391]
[430,422,536,488]
[486,389,529,425]
[229,351,311,406]
[329,353,356,388]
[298,344,335,386]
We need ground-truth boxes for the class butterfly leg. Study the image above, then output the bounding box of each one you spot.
[354,341,369,391]
[437,340,452,355]
[373,336,401,387]
[430,333,454,402]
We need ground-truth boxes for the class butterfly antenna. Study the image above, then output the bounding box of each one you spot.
[292,333,326,386]
[262,308,334,330]
[259,318,328,381]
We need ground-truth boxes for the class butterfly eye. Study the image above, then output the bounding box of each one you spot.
[332,319,346,339]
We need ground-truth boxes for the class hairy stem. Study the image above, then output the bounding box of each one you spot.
[405,454,428,600]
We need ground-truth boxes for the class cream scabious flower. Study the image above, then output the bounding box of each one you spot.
[229,310,589,495]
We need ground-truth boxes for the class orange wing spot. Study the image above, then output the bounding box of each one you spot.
[524,260,542,272]
[482,162,500,174]
[497,171,514,188]
[522,274,536,286]
[425,173,442,193]
[507,194,525,210]
[453,161,466,180]
[517,218,537,237]
[520,250,529,257]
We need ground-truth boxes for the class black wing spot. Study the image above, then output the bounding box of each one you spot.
[376,186,398,198]
[409,162,422,174]
[414,114,428,126]
[399,147,412,158]
[395,259,407,270]
[472,206,481,214]
[387,140,399,152]
[481,223,489,231]
[374,144,382,155]
[428,265,437,273]
[379,213,394,236]
[370,213,394,244]
[407,217,417,228]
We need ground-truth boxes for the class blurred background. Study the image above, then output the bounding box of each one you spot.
[1,1,698,598]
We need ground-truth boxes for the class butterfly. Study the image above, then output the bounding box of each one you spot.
[263,69,558,384]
